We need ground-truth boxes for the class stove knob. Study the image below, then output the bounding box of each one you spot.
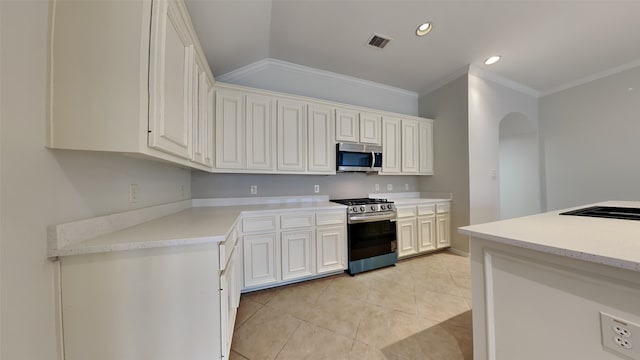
[360,206,365,212]
[351,207,358,213]
[371,205,376,211]
[386,204,392,210]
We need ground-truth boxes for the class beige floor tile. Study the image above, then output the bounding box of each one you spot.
[232,255,474,360]
[275,321,353,360]
[323,275,371,302]
[232,306,302,360]
[229,350,249,360]
[414,274,470,299]
[243,287,279,305]
[355,304,421,349]
[366,281,417,315]
[263,281,327,319]
[414,290,470,323]
[235,298,263,328]
[302,290,366,338]
[349,341,388,360]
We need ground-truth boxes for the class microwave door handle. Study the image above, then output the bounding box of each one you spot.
[371,151,375,169]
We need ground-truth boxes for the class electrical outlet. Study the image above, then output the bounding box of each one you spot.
[129,184,138,203]
[375,184,380,192]
[387,184,393,191]
[314,184,320,193]
[601,312,640,359]
[250,185,257,195]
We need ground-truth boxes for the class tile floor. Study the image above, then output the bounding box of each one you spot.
[230,251,472,360]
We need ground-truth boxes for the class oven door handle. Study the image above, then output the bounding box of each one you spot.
[348,213,397,224]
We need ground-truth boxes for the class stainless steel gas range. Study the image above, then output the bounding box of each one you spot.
[330,198,397,275]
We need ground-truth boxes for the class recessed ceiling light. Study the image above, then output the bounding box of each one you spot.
[484,55,501,65]
[416,22,433,37]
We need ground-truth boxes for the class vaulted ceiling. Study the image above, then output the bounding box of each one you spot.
[184,0,640,95]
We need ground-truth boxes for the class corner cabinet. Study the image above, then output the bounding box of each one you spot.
[48,0,214,171]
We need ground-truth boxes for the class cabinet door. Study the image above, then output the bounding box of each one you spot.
[418,121,434,175]
[316,226,346,274]
[191,57,213,167]
[220,245,239,360]
[381,116,401,174]
[360,112,382,145]
[243,233,279,288]
[246,94,276,170]
[335,108,359,143]
[436,213,451,248]
[215,89,245,169]
[397,217,417,258]
[281,230,314,281]
[277,99,306,172]
[401,119,419,174]
[417,215,436,252]
[148,0,194,160]
[308,103,335,173]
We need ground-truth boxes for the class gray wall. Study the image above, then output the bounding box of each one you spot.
[217,59,419,116]
[418,75,471,253]
[1,3,191,359]
[192,172,418,199]
[540,65,640,210]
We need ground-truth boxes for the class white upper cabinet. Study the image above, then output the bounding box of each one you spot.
[307,103,335,174]
[418,120,434,175]
[381,116,402,174]
[401,119,419,174]
[335,108,381,145]
[148,0,194,160]
[359,112,382,145]
[215,89,245,169]
[48,0,214,171]
[191,55,214,167]
[277,99,307,172]
[246,94,276,171]
[335,108,359,143]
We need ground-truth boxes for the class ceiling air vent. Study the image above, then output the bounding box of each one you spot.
[367,33,392,49]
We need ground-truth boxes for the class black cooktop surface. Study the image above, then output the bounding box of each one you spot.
[559,206,640,221]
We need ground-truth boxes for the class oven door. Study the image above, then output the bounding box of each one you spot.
[347,216,397,261]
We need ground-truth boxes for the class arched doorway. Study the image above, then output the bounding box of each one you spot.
[499,112,541,219]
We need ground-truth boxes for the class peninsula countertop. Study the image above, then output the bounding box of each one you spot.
[49,200,346,258]
[459,201,640,272]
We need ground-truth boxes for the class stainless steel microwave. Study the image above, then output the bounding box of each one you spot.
[336,143,383,172]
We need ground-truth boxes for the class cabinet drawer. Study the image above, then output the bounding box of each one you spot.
[281,213,314,229]
[396,206,417,218]
[219,227,239,271]
[243,215,277,233]
[316,211,346,226]
[436,203,450,214]
[417,204,435,216]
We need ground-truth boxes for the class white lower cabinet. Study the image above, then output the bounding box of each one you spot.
[242,210,346,291]
[397,201,451,259]
[417,215,436,252]
[316,225,346,274]
[397,217,418,258]
[281,230,314,281]
[243,232,279,288]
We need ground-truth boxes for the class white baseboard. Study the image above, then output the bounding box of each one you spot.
[447,247,470,257]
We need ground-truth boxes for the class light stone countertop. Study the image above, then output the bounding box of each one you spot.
[459,201,640,272]
[50,201,346,258]
[392,198,451,206]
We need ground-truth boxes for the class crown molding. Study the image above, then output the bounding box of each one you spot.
[468,64,540,98]
[216,58,418,98]
[541,59,640,97]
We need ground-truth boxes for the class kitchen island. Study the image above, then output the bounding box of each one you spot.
[459,201,640,360]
